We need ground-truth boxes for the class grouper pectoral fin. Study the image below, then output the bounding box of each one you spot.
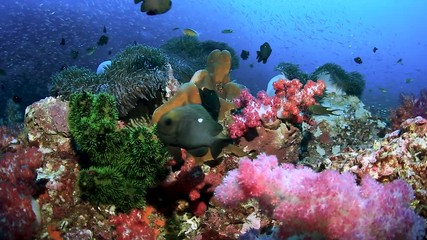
[211,137,233,159]
[187,147,209,157]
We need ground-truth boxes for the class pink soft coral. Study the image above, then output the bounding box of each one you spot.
[228,78,325,139]
[214,153,426,239]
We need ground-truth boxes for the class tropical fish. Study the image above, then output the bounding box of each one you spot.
[70,50,79,59]
[199,88,220,121]
[12,95,22,103]
[221,29,233,34]
[240,50,249,60]
[182,28,199,37]
[60,37,65,46]
[135,0,172,15]
[354,57,363,64]
[256,42,272,64]
[373,47,378,53]
[307,105,339,116]
[87,46,97,55]
[379,87,388,93]
[97,35,109,46]
[0,69,6,76]
[156,104,230,159]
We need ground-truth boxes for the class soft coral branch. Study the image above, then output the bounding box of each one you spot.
[214,153,426,239]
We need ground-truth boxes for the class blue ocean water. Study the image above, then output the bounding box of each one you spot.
[0,0,426,119]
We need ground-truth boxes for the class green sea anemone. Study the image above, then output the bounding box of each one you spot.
[312,63,365,98]
[69,92,169,212]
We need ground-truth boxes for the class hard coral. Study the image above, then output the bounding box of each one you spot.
[215,153,426,239]
[152,49,241,124]
[325,116,427,218]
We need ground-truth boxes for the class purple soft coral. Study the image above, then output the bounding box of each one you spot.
[215,153,426,240]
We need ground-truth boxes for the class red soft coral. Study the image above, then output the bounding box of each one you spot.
[0,147,42,240]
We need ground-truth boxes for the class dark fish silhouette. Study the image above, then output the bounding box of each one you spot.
[396,58,403,64]
[12,95,22,103]
[87,46,97,55]
[108,49,113,55]
[135,0,172,15]
[307,105,339,116]
[373,47,378,53]
[70,50,79,59]
[97,35,109,46]
[60,37,65,45]
[256,42,272,64]
[1,84,5,90]
[354,57,363,64]
[240,50,250,60]
[103,26,107,33]
[221,29,233,34]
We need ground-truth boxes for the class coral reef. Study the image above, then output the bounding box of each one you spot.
[323,116,427,218]
[215,153,426,239]
[228,78,325,139]
[110,206,166,240]
[311,62,365,98]
[274,62,366,98]
[24,97,72,155]
[152,49,241,123]
[50,44,171,119]
[161,36,240,81]
[23,96,114,239]
[300,92,387,163]
[390,88,427,130]
[68,92,169,212]
[102,45,170,118]
[274,62,311,84]
[147,150,223,217]
[49,66,101,98]
[236,121,302,163]
[0,146,42,240]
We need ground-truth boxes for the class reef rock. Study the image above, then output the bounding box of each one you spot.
[323,116,427,218]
